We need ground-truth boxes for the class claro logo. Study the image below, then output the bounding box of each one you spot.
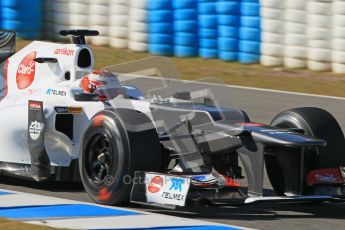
[16,51,36,89]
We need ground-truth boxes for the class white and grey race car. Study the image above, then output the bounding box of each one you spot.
[0,30,344,208]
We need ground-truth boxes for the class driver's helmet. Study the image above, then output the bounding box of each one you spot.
[79,70,122,101]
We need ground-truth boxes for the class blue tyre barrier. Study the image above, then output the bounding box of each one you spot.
[218,37,238,51]
[218,26,238,38]
[240,2,260,17]
[149,44,173,55]
[174,20,198,32]
[238,40,260,54]
[218,15,239,26]
[2,20,42,31]
[199,48,218,59]
[173,9,197,20]
[238,52,260,64]
[174,45,198,57]
[198,2,216,14]
[149,33,173,44]
[173,0,196,9]
[16,31,41,39]
[1,7,41,20]
[240,16,260,28]
[1,0,42,8]
[149,23,172,33]
[216,1,239,14]
[148,0,171,10]
[174,33,198,46]
[199,28,218,38]
[198,15,217,28]
[149,10,172,22]
[219,51,238,62]
[199,39,217,49]
[239,27,261,41]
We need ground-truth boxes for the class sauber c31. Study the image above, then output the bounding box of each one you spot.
[0,30,344,208]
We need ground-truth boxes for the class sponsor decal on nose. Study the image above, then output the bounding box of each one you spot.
[16,51,36,89]
[148,176,163,193]
[306,167,345,186]
[169,178,184,192]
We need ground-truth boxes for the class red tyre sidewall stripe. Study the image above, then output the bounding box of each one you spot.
[92,114,105,127]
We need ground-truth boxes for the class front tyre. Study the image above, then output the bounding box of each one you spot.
[79,109,162,205]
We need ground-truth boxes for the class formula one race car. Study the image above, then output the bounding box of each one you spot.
[0,30,345,208]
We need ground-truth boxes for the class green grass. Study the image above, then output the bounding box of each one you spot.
[17,40,345,97]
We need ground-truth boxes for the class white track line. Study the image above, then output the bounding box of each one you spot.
[225,84,345,101]
[26,215,253,230]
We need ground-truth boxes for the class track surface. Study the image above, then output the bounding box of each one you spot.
[1,84,345,230]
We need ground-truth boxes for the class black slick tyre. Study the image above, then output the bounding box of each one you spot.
[79,109,162,205]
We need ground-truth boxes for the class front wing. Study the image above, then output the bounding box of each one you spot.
[130,171,345,208]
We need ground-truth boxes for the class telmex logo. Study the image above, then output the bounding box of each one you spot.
[46,89,67,96]
[169,178,184,192]
[54,48,74,56]
[16,51,36,89]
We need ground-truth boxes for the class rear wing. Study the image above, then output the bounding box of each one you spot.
[0,30,15,63]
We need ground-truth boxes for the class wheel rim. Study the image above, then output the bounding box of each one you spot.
[85,131,113,185]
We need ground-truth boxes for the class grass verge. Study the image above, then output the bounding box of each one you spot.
[0,218,57,230]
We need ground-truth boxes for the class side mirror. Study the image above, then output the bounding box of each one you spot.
[122,85,145,100]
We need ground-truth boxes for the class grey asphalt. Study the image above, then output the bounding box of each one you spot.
[120,76,345,133]
[0,80,345,230]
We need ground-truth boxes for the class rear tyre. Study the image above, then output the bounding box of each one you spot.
[80,109,162,205]
[266,107,345,195]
